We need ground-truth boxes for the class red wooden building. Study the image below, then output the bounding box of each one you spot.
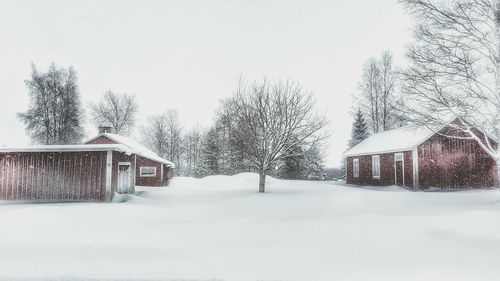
[0,129,174,202]
[344,123,498,189]
[83,128,174,187]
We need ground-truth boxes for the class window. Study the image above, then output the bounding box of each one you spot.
[140,167,157,177]
[395,153,404,162]
[372,155,380,179]
[353,158,359,178]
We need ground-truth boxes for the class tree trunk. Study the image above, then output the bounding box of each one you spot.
[496,0,500,188]
[259,171,266,193]
[496,160,500,189]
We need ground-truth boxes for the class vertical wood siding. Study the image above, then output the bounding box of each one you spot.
[418,132,497,189]
[0,152,107,201]
[135,156,163,186]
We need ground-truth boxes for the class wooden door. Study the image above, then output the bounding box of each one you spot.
[117,163,131,193]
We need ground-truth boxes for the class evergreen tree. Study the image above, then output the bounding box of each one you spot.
[349,108,369,148]
[276,143,326,180]
[196,127,220,177]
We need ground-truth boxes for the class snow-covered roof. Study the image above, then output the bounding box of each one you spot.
[344,125,439,157]
[0,144,133,153]
[84,133,175,168]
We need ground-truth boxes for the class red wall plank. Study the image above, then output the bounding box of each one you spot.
[418,131,498,189]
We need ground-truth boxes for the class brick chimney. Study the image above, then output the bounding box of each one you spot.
[98,126,113,134]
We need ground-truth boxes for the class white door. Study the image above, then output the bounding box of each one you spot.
[117,163,131,194]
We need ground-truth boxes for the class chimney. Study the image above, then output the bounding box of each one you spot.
[98,126,113,134]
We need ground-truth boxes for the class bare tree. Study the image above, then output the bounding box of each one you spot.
[358,50,400,133]
[142,109,183,173]
[400,0,500,182]
[18,63,84,144]
[142,114,170,158]
[165,109,183,172]
[182,127,203,176]
[91,91,138,135]
[228,78,329,192]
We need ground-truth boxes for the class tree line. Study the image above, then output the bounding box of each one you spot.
[18,64,329,192]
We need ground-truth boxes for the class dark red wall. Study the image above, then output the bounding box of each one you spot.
[418,131,498,189]
[86,134,170,187]
[0,151,108,201]
[135,155,163,187]
[86,135,117,145]
[346,151,414,188]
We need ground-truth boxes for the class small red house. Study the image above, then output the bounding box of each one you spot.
[0,144,138,202]
[0,130,174,202]
[344,124,498,189]
[84,129,175,188]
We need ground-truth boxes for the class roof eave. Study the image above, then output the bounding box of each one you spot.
[343,147,414,158]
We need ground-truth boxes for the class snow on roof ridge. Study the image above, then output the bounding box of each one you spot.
[0,143,134,154]
[343,124,439,157]
[100,133,175,168]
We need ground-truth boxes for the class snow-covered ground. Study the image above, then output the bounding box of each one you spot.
[1,173,500,281]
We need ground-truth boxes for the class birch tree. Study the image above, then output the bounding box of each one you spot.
[142,114,170,158]
[182,127,203,177]
[18,63,84,144]
[228,78,329,192]
[400,0,500,182]
[91,91,138,135]
[358,51,399,132]
[142,110,183,172]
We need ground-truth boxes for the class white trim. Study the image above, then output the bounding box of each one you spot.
[133,155,137,185]
[412,148,419,189]
[0,144,132,153]
[161,164,164,183]
[140,166,157,177]
[344,157,347,179]
[353,158,359,178]
[372,155,380,179]
[105,151,113,202]
[345,149,413,158]
[394,152,405,187]
[117,162,133,194]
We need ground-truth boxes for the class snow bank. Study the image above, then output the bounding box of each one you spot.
[0,173,500,281]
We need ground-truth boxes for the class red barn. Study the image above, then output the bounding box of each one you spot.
[0,130,174,202]
[344,123,498,189]
[84,129,174,187]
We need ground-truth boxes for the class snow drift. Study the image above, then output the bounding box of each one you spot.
[0,173,500,281]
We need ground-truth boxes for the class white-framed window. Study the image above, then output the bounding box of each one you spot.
[395,153,404,162]
[372,155,380,179]
[353,158,359,178]
[140,167,157,177]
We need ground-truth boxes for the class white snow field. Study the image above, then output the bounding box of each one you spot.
[1,173,500,281]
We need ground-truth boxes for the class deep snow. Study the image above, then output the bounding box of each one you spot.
[1,173,500,281]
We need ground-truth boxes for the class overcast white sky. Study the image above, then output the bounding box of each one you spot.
[0,0,412,167]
